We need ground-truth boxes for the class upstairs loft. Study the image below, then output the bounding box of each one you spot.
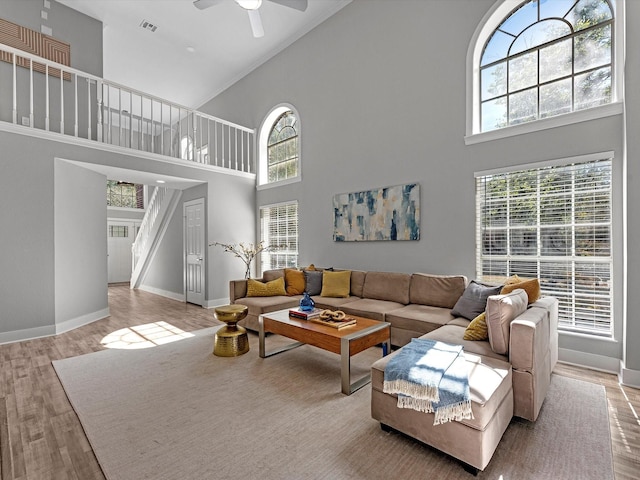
[0,42,255,176]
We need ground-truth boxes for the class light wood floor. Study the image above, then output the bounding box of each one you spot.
[1,285,638,480]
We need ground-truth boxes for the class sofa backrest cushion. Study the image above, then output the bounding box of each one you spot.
[409,273,467,308]
[350,270,367,297]
[362,271,411,304]
[486,288,528,355]
[263,269,285,282]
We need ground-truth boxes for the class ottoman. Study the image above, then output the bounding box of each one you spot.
[371,350,513,472]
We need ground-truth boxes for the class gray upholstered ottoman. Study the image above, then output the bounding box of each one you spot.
[371,350,513,472]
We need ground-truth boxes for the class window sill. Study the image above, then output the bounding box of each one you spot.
[257,176,301,191]
[464,102,623,146]
[558,329,617,343]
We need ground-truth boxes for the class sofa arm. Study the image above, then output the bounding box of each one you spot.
[509,297,558,372]
[229,279,248,303]
[508,297,558,421]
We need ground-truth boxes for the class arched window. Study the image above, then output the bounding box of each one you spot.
[258,105,300,186]
[469,0,620,137]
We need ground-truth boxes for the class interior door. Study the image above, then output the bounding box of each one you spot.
[184,198,205,306]
[107,220,136,283]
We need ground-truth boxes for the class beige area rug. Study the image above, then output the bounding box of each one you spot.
[53,328,613,480]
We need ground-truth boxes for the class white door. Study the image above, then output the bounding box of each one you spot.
[184,199,205,306]
[107,220,137,283]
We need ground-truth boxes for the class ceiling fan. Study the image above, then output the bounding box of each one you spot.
[193,0,308,38]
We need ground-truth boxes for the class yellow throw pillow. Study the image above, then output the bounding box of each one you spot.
[320,270,351,298]
[463,312,488,341]
[501,277,540,304]
[246,277,286,297]
[284,268,306,296]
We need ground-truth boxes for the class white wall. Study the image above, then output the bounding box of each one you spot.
[200,0,637,381]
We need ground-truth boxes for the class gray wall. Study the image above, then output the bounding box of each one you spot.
[54,159,108,328]
[623,0,640,384]
[200,0,637,379]
[0,129,255,342]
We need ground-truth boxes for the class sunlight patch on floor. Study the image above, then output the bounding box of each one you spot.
[101,321,195,349]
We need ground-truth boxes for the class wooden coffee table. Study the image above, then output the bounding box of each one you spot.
[258,309,391,395]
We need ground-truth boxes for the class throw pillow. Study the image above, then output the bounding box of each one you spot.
[284,268,305,296]
[485,288,528,355]
[501,276,540,304]
[320,270,351,298]
[246,277,286,297]
[451,280,503,320]
[463,312,488,341]
[304,270,323,296]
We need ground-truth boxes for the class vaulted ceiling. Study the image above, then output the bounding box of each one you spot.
[57,0,351,108]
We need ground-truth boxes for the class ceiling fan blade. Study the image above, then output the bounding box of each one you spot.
[247,9,264,38]
[268,0,308,12]
[193,0,224,10]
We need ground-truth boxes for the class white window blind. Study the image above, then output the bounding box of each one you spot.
[259,202,298,274]
[476,158,612,336]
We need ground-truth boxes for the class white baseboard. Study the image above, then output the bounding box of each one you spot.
[619,363,640,388]
[558,347,621,374]
[204,297,230,309]
[0,324,56,345]
[138,284,185,302]
[55,308,110,335]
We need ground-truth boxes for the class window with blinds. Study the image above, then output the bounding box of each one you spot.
[259,202,298,274]
[476,157,612,336]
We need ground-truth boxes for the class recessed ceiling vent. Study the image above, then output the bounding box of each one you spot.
[139,20,158,32]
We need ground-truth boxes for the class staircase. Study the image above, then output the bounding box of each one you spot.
[130,186,183,289]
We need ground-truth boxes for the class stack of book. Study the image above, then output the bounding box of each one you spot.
[289,307,323,320]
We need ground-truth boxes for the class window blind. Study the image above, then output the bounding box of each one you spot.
[259,202,299,274]
[476,158,612,336]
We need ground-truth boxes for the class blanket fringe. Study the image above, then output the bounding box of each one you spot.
[383,379,439,402]
[433,400,474,425]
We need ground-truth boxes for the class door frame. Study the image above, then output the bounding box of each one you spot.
[183,198,206,306]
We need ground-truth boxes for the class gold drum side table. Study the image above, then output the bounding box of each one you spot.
[213,304,250,357]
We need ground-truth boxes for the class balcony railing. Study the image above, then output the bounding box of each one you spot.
[0,43,255,174]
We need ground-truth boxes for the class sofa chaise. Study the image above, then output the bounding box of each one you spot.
[228,268,558,471]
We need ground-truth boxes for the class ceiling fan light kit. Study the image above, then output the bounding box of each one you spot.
[236,0,262,10]
[193,0,307,37]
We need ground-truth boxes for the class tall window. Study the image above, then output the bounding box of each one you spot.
[476,156,612,336]
[480,0,613,132]
[259,202,298,273]
[107,180,144,209]
[258,105,300,186]
[267,111,298,183]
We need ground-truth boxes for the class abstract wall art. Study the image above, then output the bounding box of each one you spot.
[333,183,420,241]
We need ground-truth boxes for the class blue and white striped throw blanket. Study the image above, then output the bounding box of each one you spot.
[383,338,474,425]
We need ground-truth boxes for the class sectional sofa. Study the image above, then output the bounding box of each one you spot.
[229,268,559,471]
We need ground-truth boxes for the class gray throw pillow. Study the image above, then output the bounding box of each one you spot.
[451,280,503,320]
[304,270,323,296]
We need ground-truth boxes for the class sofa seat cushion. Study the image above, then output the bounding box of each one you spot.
[385,304,455,335]
[422,325,508,362]
[371,348,512,431]
[339,298,405,321]
[312,296,361,310]
[235,295,300,317]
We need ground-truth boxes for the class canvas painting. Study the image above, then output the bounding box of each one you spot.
[333,183,420,241]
